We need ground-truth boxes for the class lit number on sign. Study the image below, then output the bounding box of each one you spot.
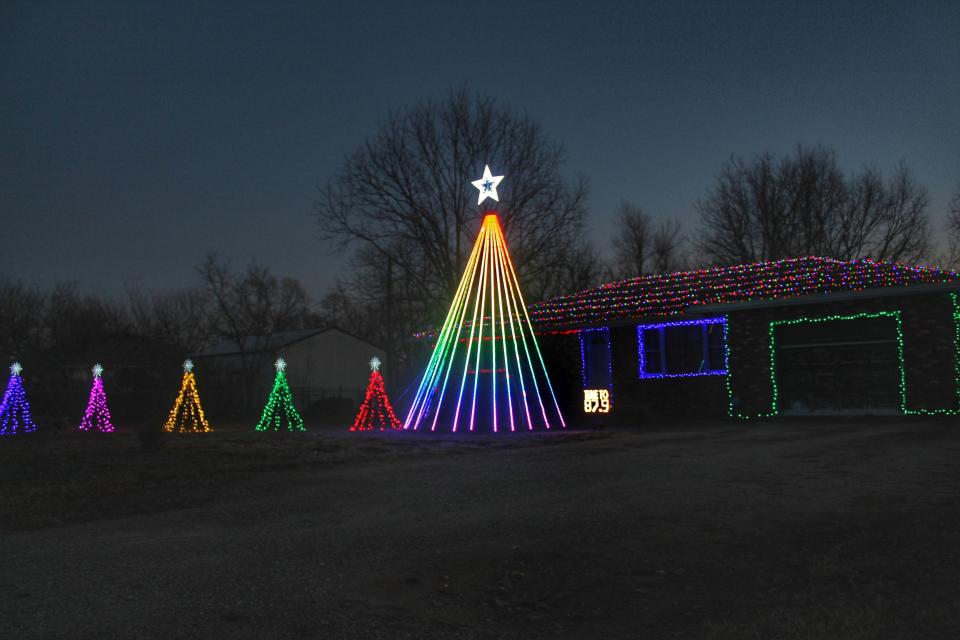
[583,389,611,413]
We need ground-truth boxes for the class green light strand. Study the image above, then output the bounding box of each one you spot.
[725,294,960,420]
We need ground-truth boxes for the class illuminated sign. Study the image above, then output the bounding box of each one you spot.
[583,389,611,413]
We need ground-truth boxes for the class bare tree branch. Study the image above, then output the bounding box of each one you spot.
[695,145,931,265]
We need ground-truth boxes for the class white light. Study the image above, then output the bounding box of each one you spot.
[369,356,381,372]
[10,362,22,376]
[183,359,194,373]
[471,165,504,206]
[275,357,287,372]
[92,363,103,378]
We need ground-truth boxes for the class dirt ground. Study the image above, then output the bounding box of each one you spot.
[2,419,959,639]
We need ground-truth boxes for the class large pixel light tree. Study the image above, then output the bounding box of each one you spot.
[404,166,566,433]
[0,362,38,435]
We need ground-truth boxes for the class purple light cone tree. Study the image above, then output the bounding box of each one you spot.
[79,363,115,432]
[0,362,38,435]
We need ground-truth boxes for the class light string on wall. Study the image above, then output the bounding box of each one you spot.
[725,293,960,419]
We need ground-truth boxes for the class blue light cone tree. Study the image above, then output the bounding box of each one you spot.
[404,213,566,433]
[0,362,38,435]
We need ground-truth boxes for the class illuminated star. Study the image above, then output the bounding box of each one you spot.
[10,362,22,376]
[369,356,381,372]
[275,357,287,372]
[183,359,194,373]
[92,363,103,378]
[471,165,504,206]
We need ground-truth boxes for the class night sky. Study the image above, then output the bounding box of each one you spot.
[2,1,958,300]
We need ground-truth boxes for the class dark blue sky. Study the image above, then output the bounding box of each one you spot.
[2,1,958,300]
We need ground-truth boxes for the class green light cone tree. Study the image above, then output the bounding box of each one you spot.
[255,358,305,432]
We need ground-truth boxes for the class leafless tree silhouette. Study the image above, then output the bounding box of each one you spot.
[315,88,598,364]
[695,145,930,265]
[610,202,686,277]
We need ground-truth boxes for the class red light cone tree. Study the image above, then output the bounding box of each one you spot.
[79,363,115,432]
[351,356,402,431]
[404,166,566,433]
[164,359,212,433]
[0,362,38,435]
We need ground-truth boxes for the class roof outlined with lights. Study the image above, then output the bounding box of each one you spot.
[527,257,960,330]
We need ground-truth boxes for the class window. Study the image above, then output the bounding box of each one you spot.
[579,328,612,389]
[637,318,727,378]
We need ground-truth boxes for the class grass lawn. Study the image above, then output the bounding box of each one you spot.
[2,419,959,639]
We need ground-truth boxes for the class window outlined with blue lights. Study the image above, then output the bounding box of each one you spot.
[637,317,727,378]
[579,327,613,390]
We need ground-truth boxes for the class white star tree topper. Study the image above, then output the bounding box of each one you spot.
[183,359,194,373]
[275,357,287,372]
[369,356,381,372]
[471,165,504,206]
[10,362,23,376]
[92,363,103,378]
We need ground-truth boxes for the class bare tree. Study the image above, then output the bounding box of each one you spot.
[534,240,608,300]
[944,182,960,267]
[0,278,46,361]
[127,287,211,354]
[695,145,931,265]
[196,255,311,410]
[610,202,686,277]
[197,255,310,343]
[315,88,593,365]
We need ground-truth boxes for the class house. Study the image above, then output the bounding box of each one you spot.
[529,257,960,420]
[193,327,386,418]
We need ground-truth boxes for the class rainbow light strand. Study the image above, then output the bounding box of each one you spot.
[527,257,960,329]
[404,213,566,433]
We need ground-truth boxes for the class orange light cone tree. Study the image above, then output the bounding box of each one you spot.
[163,359,211,433]
[403,166,566,433]
[351,356,402,431]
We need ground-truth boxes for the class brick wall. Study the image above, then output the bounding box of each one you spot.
[540,291,957,422]
[727,292,957,416]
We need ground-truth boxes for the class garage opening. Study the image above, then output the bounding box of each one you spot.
[773,314,901,415]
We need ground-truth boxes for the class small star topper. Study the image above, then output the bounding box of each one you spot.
[92,363,103,378]
[183,359,194,373]
[275,357,287,372]
[10,361,22,376]
[471,165,504,206]
[369,356,381,372]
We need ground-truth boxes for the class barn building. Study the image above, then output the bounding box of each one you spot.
[530,257,960,421]
[193,327,386,419]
